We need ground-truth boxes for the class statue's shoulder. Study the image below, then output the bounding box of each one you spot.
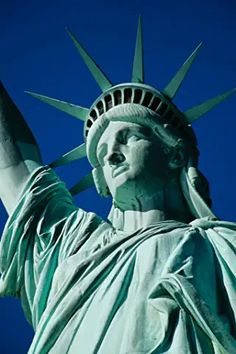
[190,217,236,251]
[190,217,236,231]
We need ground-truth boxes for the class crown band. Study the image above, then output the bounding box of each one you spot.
[85,83,190,139]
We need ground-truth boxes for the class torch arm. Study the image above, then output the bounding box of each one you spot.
[0,81,43,215]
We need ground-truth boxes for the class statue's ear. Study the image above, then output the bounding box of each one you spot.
[168,140,187,169]
[92,166,110,197]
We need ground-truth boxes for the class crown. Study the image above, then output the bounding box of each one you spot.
[26,17,235,196]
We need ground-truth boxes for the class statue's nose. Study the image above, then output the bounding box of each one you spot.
[108,151,125,166]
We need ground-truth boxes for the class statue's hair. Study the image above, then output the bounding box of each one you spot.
[91,104,212,208]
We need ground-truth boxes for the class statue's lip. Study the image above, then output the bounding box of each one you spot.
[112,165,128,178]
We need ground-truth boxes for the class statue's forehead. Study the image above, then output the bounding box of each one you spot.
[103,120,144,132]
[97,120,151,147]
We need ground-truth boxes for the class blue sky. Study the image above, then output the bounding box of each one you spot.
[1,0,236,352]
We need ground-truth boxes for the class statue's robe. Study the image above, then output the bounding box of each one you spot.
[0,167,235,354]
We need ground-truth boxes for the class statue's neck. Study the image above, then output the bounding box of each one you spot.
[110,177,193,232]
[122,209,166,232]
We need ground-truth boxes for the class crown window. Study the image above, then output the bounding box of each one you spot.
[149,96,161,111]
[142,92,153,107]
[157,102,168,115]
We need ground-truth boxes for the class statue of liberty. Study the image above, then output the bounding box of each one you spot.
[0,18,236,353]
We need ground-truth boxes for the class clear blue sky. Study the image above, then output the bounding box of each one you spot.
[1,0,236,352]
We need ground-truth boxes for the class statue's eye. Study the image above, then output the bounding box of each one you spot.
[127,134,141,143]
[117,131,128,144]
[117,127,150,145]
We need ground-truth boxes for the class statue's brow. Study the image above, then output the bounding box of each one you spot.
[124,125,151,138]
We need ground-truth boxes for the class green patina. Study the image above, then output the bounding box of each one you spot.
[0,17,236,354]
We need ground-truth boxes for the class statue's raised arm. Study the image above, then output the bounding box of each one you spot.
[0,82,42,214]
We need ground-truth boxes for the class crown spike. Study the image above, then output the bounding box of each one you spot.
[184,88,236,123]
[163,42,202,99]
[132,16,144,83]
[69,172,94,196]
[49,143,86,168]
[66,28,112,92]
[26,91,88,121]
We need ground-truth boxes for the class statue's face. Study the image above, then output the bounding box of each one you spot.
[97,121,170,208]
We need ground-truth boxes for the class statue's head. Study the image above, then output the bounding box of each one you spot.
[28,18,235,220]
[92,105,191,209]
[86,102,211,216]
